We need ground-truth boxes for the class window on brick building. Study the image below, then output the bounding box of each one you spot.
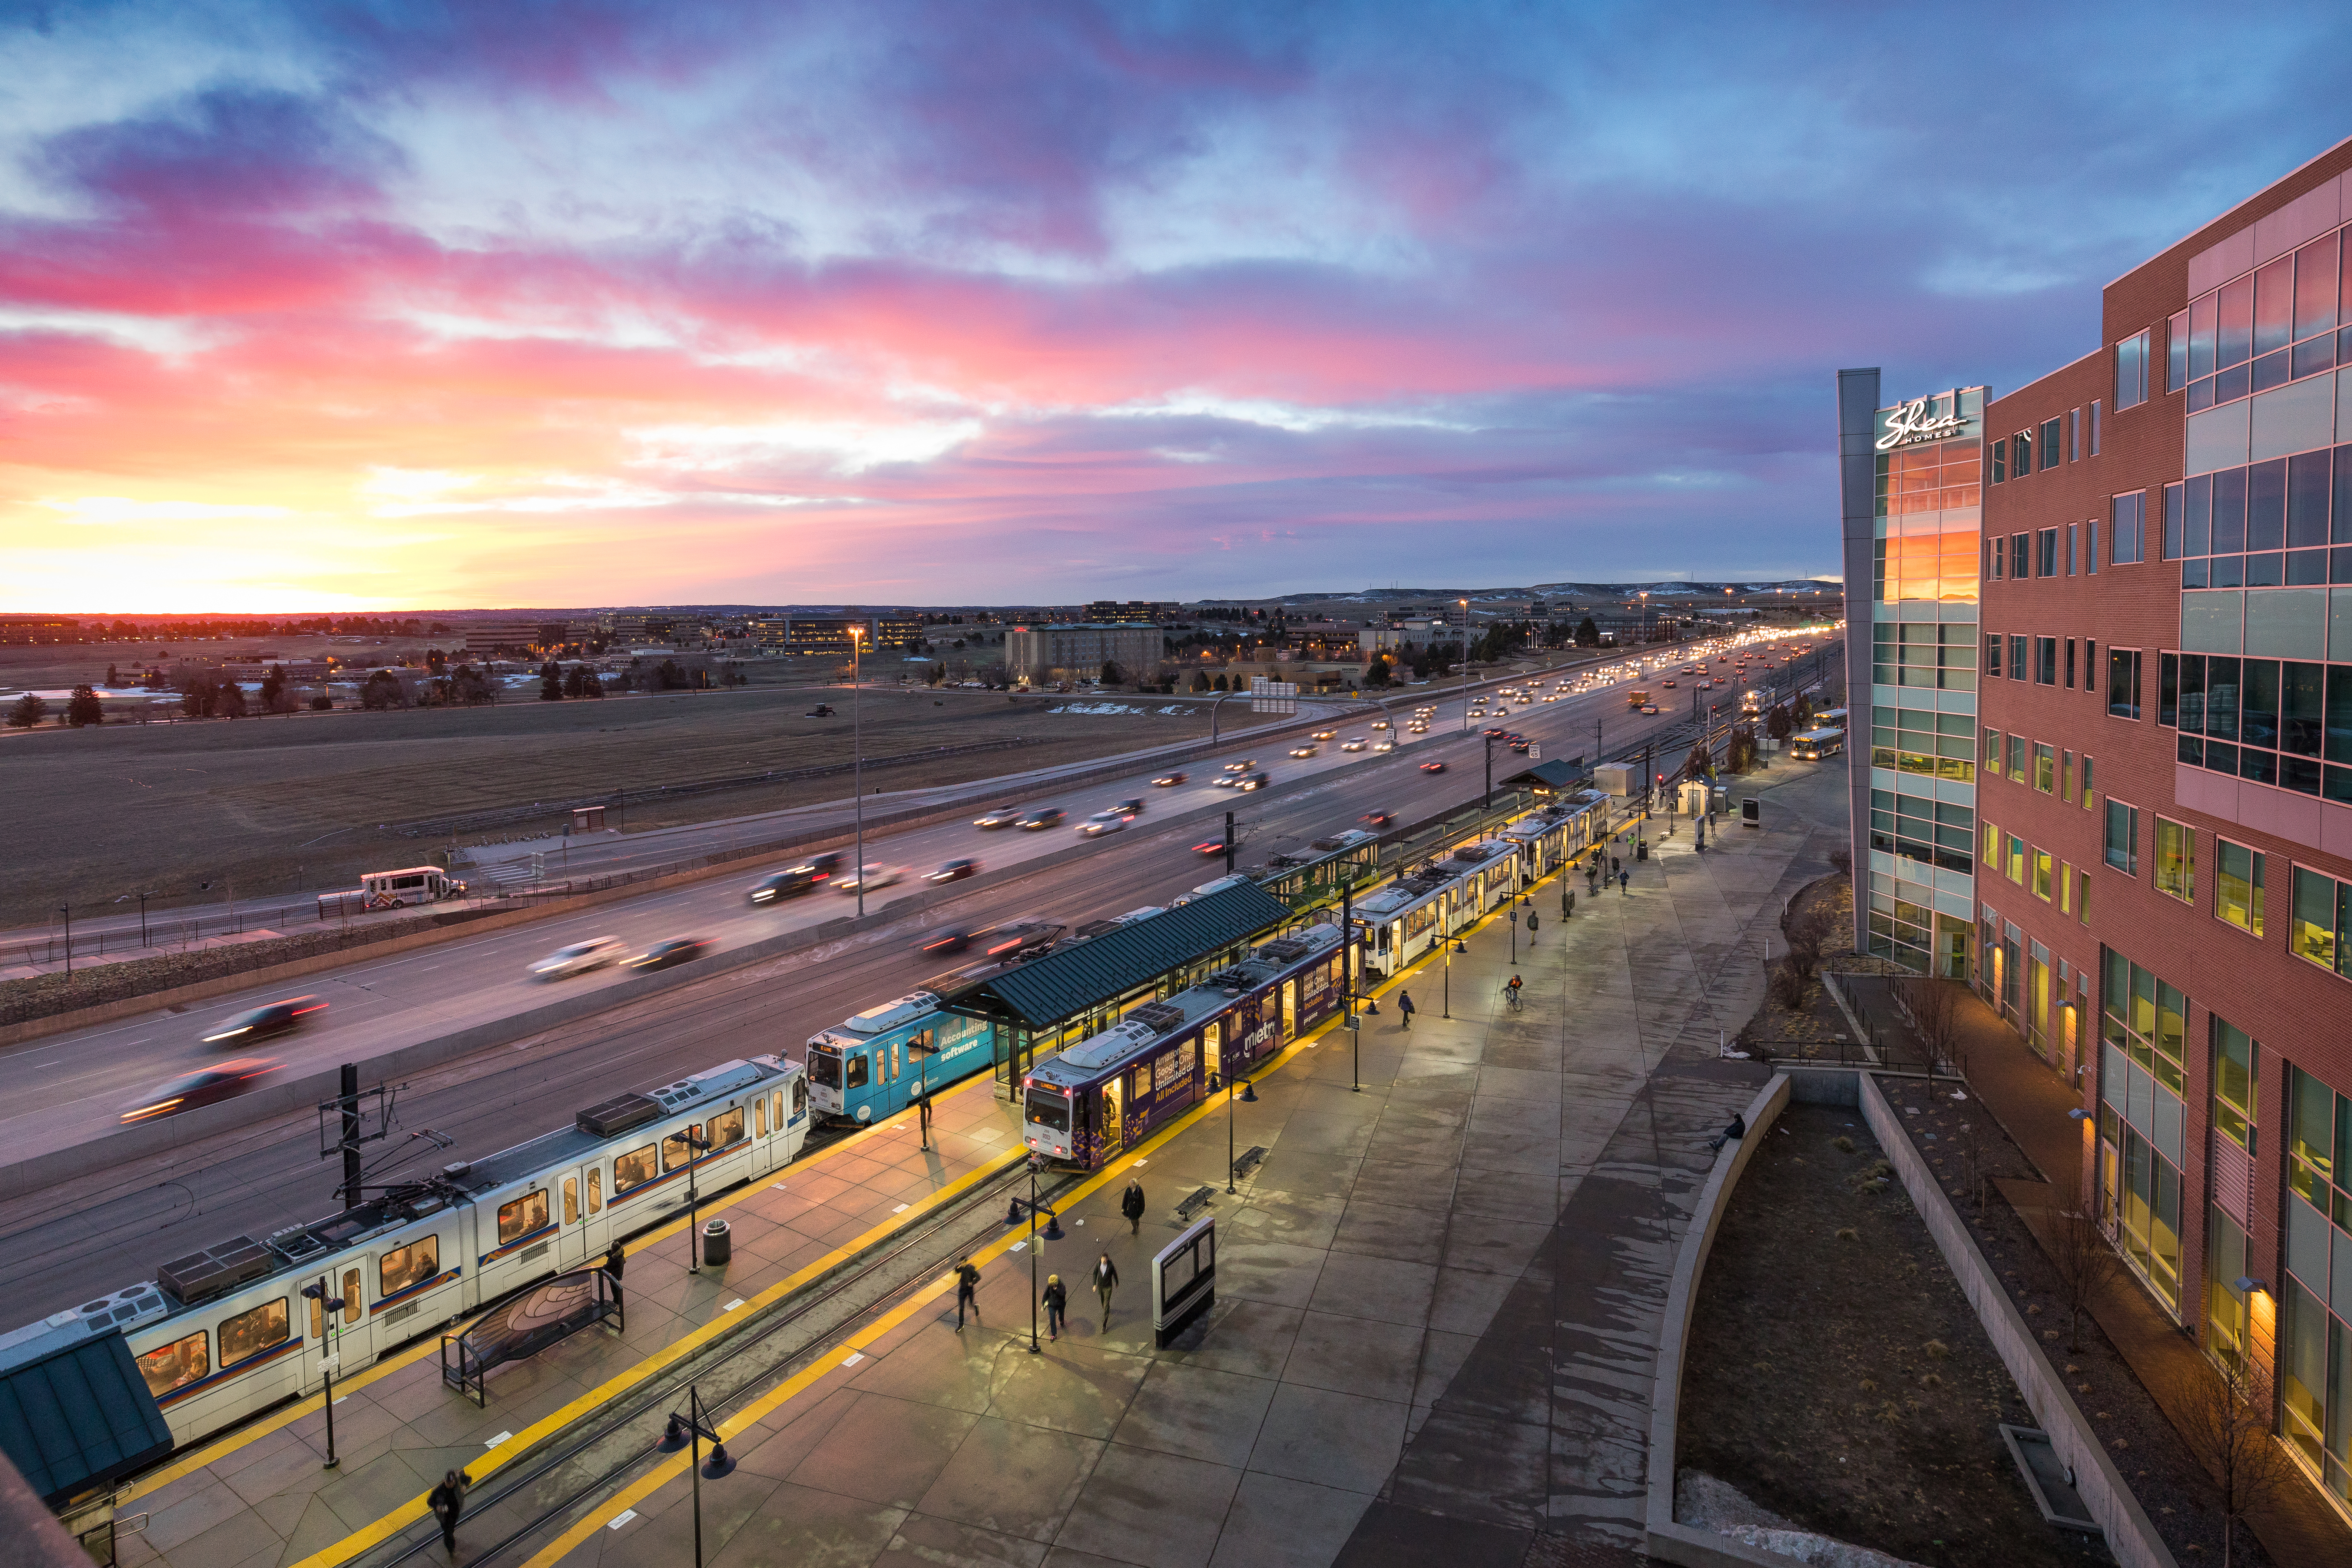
[2067,522,2078,575]
[2289,865,2349,977]
[2107,648,2141,719]
[2110,491,2147,564]
[2216,841,2265,937]
[2010,634,2028,681]
[2065,638,2077,689]
[2036,636,2057,685]
[2163,482,2184,559]
[2033,849,2053,901]
[2033,743,2055,793]
[2010,534,2030,578]
[1982,821,2000,868]
[2040,418,2062,471]
[2080,753,2095,809]
[2070,407,2081,461]
[2006,733,2026,782]
[1984,635,2001,678]
[2091,398,2103,454]
[2116,328,2150,409]
[2037,528,2058,576]
[2103,800,2139,874]
[2154,818,2194,903]
[2006,833,2026,884]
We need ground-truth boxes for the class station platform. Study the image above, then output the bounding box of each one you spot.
[110,764,1848,1568]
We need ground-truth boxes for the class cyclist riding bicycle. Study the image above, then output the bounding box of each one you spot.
[1503,974,1524,1009]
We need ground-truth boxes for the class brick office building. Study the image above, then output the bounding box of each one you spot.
[1978,139,2352,1519]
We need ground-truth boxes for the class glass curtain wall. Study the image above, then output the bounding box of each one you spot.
[2097,948,2187,1312]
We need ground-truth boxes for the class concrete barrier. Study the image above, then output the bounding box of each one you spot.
[1644,1072,1800,1568]
[1856,1071,2177,1568]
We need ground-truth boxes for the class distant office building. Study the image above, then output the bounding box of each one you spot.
[1005,623,1167,681]
[0,616,82,644]
[603,612,677,643]
[462,620,575,656]
[221,659,332,683]
[751,614,923,653]
[1084,600,1176,624]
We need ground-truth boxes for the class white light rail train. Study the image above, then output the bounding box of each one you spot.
[0,1055,808,1453]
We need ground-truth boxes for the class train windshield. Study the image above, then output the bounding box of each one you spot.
[1024,1087,1070,1134]
[808,1047,842,1088]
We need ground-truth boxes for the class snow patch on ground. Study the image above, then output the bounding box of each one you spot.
[1047,702,1199,716]
[1677,1472,1927,1568]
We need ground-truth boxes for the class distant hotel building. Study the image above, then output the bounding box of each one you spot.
[1850,138,2352,1525]
[749,614,922,653]
[460,620,576,656]
[1005,623,1167,682]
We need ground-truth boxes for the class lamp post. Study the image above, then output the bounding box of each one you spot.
[1225,1073,1257,1194]
[57,902,72,976]
[300,1278,346,1468]
[656,1384,735,1568]
[1509,907,1518,964]
[1342,885,1360,1094]
[1457,598,1470,729]
[682,1128,712,1272]
[1005,1154,1062,1353]
[851,626,867,917]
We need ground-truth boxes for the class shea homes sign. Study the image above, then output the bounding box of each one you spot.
[1874,387,1983,451]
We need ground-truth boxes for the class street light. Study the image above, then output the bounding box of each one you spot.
[1225,1073,1257,1193]
[656,1384,735,1568]
[681,1127,712,1272]
[299,1278,347,1468]
[850,626,867,917]
[1457,598,1470,729]
[1004,1154,1062,1354]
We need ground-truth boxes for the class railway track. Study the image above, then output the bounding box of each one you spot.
[350,1151,1068,1568]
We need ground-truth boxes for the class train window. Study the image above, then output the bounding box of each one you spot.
[791,1080,807,1118]
[709,1107,745,1149]
[343,1268,361,1326]
[137,1332,209,1398]
[613,1143,657,1193]
[380,1236,440,1298]
[587,1167,603,1214]
[219,1299,289,1367]
[662,1126,703,1172]
[1025,1088,1070,1134]
[497,1190,549,1246]
[563,1177,579,1226]
[755,1097,767,1138]
[845,1052,869,1089]
[772,1089,785,1129]
[310,1292,324,1342]
[1176,1038,1197,1083]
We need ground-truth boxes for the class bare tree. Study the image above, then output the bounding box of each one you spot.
[2042,1191,2120,1354]
[2174,1348,2300,1568]
[1897,973,1962,1083]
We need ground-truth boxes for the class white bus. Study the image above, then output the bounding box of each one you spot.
[1788,728,1845,762]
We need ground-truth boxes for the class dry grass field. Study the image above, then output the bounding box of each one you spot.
[0,676,1264,931]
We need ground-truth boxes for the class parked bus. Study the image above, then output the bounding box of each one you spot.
[1812,707,1848,731]
[1788,728,1845,761]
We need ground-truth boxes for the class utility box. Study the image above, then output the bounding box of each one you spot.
[1593,762,1636,796]
[1679,780,1711,816]
[1741,797,1762,828]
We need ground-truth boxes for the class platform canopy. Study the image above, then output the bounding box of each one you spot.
[1504,758,1589,793]
[0,1332,174,1506]
[960,882,1294,1030]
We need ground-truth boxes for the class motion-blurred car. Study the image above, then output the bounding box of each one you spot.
[837,864,904,893]
[1662,680,1677,688]
[973,803,1025,829]
[1079,810,1129,836]
[1483,727,1507,738]
[1361,810,1395,827]
[627,937,710,971]
[199,997,326,1046]
[1113,797,1146,815]
[1311,729,1337,740]
[1341,738,1366,752]
[925,858,980,884]
[1016,808,1066,830]
[1510,740,1530,754]
[1193,839,1228,856]
[1372,720,1392,729]
[1232,771,1270,791]
[121,1058,284,1123]
[806,704,835,717]
[528,937,627,980]
[1151,772,1189,786]
[1420,760,1447,773]
[749,854,841,903]
[1289,745,1316,758]
[1640,703,1660,714]
[1373,740,1395,750]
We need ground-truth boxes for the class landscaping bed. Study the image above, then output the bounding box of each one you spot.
[1878,1076,2280,1566]
[1680,1100,2109,1567]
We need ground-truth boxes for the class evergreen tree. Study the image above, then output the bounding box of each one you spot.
[540,665,564,701]
[1575,615,1600,647]
[7,692,47,728]
[66,684,103,726]
[216,680,248,718]
[1100,659,1124,686]
[259,665,287,711]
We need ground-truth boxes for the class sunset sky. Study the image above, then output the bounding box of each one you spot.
[3,1,2344,611]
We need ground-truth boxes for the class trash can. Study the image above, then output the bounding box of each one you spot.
[1636,840,1649,861]
[701,1219,731,1266]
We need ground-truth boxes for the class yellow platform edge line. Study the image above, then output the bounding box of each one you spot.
[121,1063,1003,1504]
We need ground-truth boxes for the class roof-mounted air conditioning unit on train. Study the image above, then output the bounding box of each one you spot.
[157,1236,274,1306]
[577,1092,665,1138]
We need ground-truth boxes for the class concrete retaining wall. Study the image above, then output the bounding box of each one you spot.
[1644,1072,1802,1568]
[1856,1072,2177,1568]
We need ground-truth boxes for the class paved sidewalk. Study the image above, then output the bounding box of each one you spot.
[509,768,1845,1568]
[110,1087,1028,1568]
[1849,972,2352,1568]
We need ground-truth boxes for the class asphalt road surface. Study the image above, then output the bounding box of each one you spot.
[0,632,1838,1324]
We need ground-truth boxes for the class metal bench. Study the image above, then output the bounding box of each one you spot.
[1174,1186,1216,1222]
[1230,1145,1266,1180]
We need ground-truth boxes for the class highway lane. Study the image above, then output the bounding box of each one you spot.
[0,633,1839,1159]
[0,630,1839,1321]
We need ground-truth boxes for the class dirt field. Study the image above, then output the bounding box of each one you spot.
[1680,1101,2104,1568]
[0,679,1267,931]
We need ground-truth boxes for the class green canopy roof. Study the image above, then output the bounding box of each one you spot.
[967,882,1294,1028]
[1507,758,1589,791]
[0,1332,175,1506]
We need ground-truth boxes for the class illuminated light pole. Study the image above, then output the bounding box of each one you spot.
[1458,598,1470,729]
[851,625,867,917]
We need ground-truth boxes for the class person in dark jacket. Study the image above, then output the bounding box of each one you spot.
[603,1240,625,1306]
[1618,868,1630,894]
[1121,1179,1146,1234]
[428,1469,470,1557]
[1397,989,1416,1030]
[952,1257,981,1329]
[1042,1273,1067,1340]
[1707,1111,1748,1153]
[1092,1253,1120,1327]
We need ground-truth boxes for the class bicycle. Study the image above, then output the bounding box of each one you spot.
[1501,985,1524,1012]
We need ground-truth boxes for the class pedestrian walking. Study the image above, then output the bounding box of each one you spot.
[1526,912,1538,937]
[602,1240,625,1307]
[1610,854,1621,876]
[952,1256,982,1330]
[1619,868,1630,894]
[1092,1253,1119,1328]
[1042,1273,1067,1340]
[1121,1179,1146,1235]
[427,1469,470,1558]
[1397,989,1416,1030]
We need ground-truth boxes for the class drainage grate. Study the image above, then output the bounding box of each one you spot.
[1998,1423,2098,1532]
